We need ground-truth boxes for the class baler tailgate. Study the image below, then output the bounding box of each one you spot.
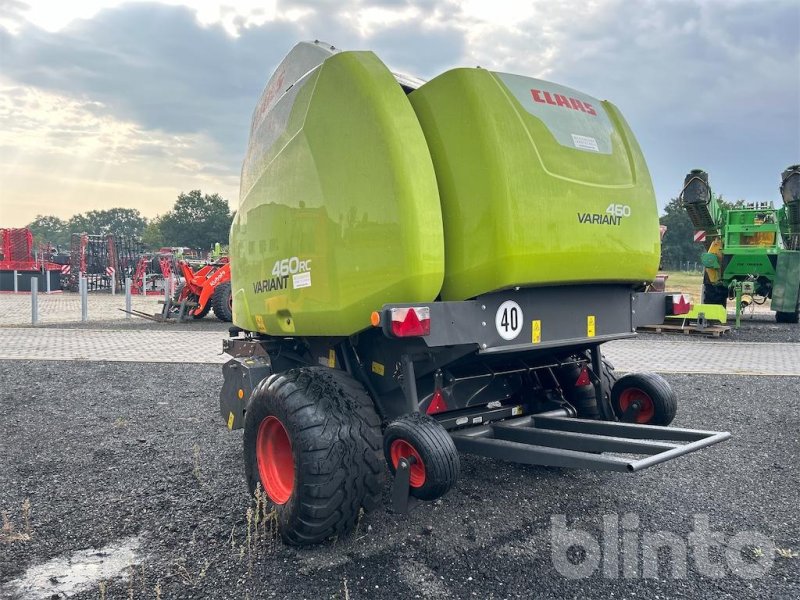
[450,415,730,473]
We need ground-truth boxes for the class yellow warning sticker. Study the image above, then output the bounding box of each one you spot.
[512,405,523,416]
[532,320,541,344]
[371,361,385,376]
[227,412,235,430]
[255,315,267,333]
[587,315,596,338]
[328,349,336,368]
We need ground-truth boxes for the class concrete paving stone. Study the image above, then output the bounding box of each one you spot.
[0,292,163,326]
[0,326,798,375]
[603,339,800,376]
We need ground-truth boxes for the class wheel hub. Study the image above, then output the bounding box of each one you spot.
[390,439,426,487]
[256,416,295,504]
[618,387,655,424]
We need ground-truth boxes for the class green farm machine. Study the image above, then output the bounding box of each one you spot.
[681,166,800,323]
[218,41,730,546]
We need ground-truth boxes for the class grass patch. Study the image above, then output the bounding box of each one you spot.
[660,270,703,296]
[0,499,32,543]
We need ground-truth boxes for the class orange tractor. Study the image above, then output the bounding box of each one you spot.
[170,258,233,322]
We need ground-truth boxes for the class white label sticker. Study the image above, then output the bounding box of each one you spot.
[292,271,311,289]
[495,300,523,341]
[571,134,599,152]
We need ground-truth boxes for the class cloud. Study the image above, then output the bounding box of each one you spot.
[0,0,797,228]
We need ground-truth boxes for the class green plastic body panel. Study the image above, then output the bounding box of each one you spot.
[409,68,660,301]
[665,303,727,324]
[772,251,800,312]
[230,49,444,336]
[720,208,781,280]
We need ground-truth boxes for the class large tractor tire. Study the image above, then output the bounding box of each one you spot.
[701,276,728,308]
[243,367,384,546]
[192,299,211,319]
[610,372,677,426]
[775,310,799,324]
[383,413,460,501]
[212,282,233,322]
[775,285,800,323]
[173,284,209,319]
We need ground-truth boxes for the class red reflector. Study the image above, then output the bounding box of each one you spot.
[575,366,591,387]
[426,389,447,415]
[390,307,431,337]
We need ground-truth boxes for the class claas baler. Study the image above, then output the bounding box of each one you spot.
[218,41,729,546]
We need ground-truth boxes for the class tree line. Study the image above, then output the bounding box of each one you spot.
[26,190,233,251]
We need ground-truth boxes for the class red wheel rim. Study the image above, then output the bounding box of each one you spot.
[256,416,294,504]
[618,388,655,424]
[390,439,426,488]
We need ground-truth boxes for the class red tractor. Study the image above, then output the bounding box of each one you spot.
[174,258,233,322]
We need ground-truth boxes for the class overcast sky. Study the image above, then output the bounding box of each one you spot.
[0,0,798,227]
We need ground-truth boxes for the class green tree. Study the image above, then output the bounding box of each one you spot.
[659,198,704,268]
[26,215,70,247]
[82,208,147,238]
[142,218,166,249]
[159,190,233,249]
[67,213,91,235]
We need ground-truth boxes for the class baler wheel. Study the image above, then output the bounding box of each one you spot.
[212,282,233,322]
[242,367,384,545]
[383,413,460,501]
[611,372,677,426]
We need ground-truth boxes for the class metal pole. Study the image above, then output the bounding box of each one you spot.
[141,273,146,296]
[125,277,132,319]
[31,278,38,324]
[13,270,18,293]
[111,272,116,295]
[80,275,88,322]
[46,270,51,294]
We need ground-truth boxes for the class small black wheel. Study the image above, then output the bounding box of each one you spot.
[212,282,233,322]
[243,367,384,546]
[611,372,677,426]
[383,413,459,501]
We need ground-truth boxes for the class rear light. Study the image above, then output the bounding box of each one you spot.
[389,306,430,337]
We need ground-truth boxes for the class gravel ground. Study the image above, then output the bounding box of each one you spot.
[1,361,798,600]
[638,312,800,344]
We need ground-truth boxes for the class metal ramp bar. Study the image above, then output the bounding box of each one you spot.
[450,415,730,473]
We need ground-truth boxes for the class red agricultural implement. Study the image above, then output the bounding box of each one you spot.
[171,258,233,322]
[0,228,62,292]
